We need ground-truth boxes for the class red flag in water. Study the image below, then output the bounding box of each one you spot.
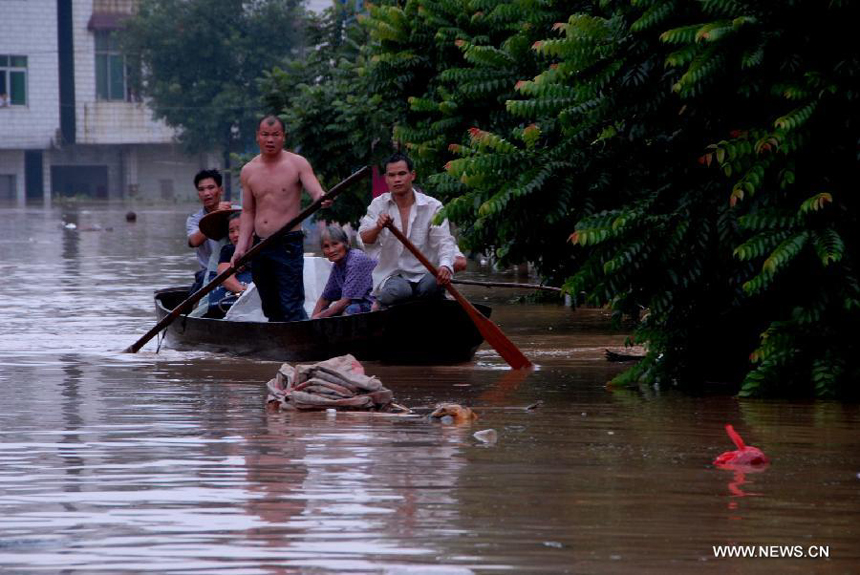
[714,424,769,469]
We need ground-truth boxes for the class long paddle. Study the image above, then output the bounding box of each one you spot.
[124,165,371,353]
[452,278,562,292]
[383,221,533,369]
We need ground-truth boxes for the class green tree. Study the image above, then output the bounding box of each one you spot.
[358,0,860,397]
[360,0,579,277]
[121,0,306,196]
[259,3,395,224]
[651,0,860,397]
[361,0,563,182]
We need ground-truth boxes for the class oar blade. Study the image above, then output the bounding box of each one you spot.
[382,220,532,370]
[465,301,532,369]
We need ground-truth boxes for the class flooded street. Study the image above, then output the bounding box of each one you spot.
[1,203,858,574]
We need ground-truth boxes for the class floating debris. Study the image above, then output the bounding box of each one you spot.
[473,429,498,444]
[714,424,769,469]
[604,346,646,362]
[428,403,478,425]
[266,354,404,412]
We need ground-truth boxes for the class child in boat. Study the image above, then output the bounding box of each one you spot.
[311,225,377,319]
[207,212,253,316]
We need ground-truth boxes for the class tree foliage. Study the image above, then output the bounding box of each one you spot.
[259,3,395,224]
[361,0,577,279]
[121,0,306,165]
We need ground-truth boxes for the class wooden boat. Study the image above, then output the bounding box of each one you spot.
[154,287,491,363]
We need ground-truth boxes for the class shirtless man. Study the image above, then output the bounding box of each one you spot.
[231,115,327,321]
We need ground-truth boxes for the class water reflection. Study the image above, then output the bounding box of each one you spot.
[237,410,474,573]
[476,366,533,405]
[241,414,309,574]
[59,354,85,519]
[721,466,767,512]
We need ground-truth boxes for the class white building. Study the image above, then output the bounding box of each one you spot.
[0,0,219,204]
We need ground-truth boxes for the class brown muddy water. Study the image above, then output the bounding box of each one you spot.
[0,203,858,574]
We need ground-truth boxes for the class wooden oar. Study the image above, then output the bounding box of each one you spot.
[383,222,533,369]
[124,165,371,353]
[451,278,562,292]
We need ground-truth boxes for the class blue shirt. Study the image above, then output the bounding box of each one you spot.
[321,249,376,303]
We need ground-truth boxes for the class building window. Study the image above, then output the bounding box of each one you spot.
[0,55,27,107]
[95,32,127,101]
[0,175,16,200]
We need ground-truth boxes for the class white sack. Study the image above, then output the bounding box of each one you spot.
[224,255,332,322]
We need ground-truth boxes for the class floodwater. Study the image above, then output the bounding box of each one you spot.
[0,202,858,574]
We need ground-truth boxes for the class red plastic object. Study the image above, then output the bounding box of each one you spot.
[714,424,770,469]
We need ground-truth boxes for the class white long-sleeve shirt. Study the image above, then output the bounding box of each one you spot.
[358,190,456,295]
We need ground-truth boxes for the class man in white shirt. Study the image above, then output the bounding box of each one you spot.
[359,152,456,309]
